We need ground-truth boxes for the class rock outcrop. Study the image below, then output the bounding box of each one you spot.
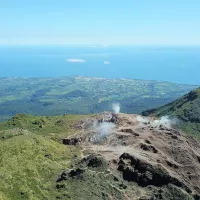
[61,113,200,199]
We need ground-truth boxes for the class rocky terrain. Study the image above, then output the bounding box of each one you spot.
[0,95,200,199]
[59,112,200,200]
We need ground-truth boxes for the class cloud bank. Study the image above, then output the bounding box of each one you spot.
[104,61,111,65]
[67,59,86,63]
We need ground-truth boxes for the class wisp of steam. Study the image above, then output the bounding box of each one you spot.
[96,122,116,137]
[152,116,180,128]
[91,121,116,143]
[112,103,120,114]
[136,116,149,124]
[136,115,179,129]
[90,103,120,143]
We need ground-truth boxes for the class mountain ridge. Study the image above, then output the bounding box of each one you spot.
[142,87,200,137]
[0,112,200,199]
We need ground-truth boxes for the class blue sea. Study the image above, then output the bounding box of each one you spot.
[0,45,200,85]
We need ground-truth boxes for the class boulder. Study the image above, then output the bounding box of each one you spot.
[118,153,191,193]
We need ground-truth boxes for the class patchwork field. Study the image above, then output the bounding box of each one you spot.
[0,76,197,122]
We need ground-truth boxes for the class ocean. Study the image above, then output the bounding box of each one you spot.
[0,45,200,85]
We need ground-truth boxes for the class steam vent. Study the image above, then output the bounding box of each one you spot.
[61,112,200,199]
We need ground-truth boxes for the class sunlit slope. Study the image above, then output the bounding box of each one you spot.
[0,114,146,200]
[0,113,199,199]
[0,114,85,200]
[143,87,200,136]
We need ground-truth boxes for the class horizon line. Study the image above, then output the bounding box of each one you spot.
[1,44,200,47]
[0,75,199,86]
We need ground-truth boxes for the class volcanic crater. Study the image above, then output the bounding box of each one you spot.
[62,112,200,199]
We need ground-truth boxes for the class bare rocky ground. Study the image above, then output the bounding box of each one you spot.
[61,112,200,200]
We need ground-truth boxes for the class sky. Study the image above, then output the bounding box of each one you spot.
[0,0,200,45]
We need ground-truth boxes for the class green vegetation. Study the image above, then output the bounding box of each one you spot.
[0,114,85,200]
[0,114,198,199]
[0,114,86,140]
[0,114,147,200]
[143,87,200,138]
[0,76,197,122]
[0,78,199,199]
[0,134,79,200]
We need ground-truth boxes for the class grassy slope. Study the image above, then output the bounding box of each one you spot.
[0,135,80,200]
[0,114,197,200]
[0,114,85,200]
[143,88,200,138]
[0,114,148,200]
[0,114,85,139]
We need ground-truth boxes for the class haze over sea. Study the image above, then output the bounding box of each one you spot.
[0,45,200,85]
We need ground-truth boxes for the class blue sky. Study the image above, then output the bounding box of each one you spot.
[0,0,200,45]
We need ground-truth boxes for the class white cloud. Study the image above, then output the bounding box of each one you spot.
[67,59,86,63]
[104,61,111,65]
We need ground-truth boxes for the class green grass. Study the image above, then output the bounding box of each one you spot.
[0,114,85,200]
[0,134,80,200]
[176,122,200,140]
[0,114,86,140]
[0,114,147,200]
[0,114,197,199]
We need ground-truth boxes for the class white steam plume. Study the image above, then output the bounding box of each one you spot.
[152,116,179,128]
[136,115,179,129]
[96,122,116,137]
[136,116,149,124]
[90,121,116,142]
[112,103,120,114]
